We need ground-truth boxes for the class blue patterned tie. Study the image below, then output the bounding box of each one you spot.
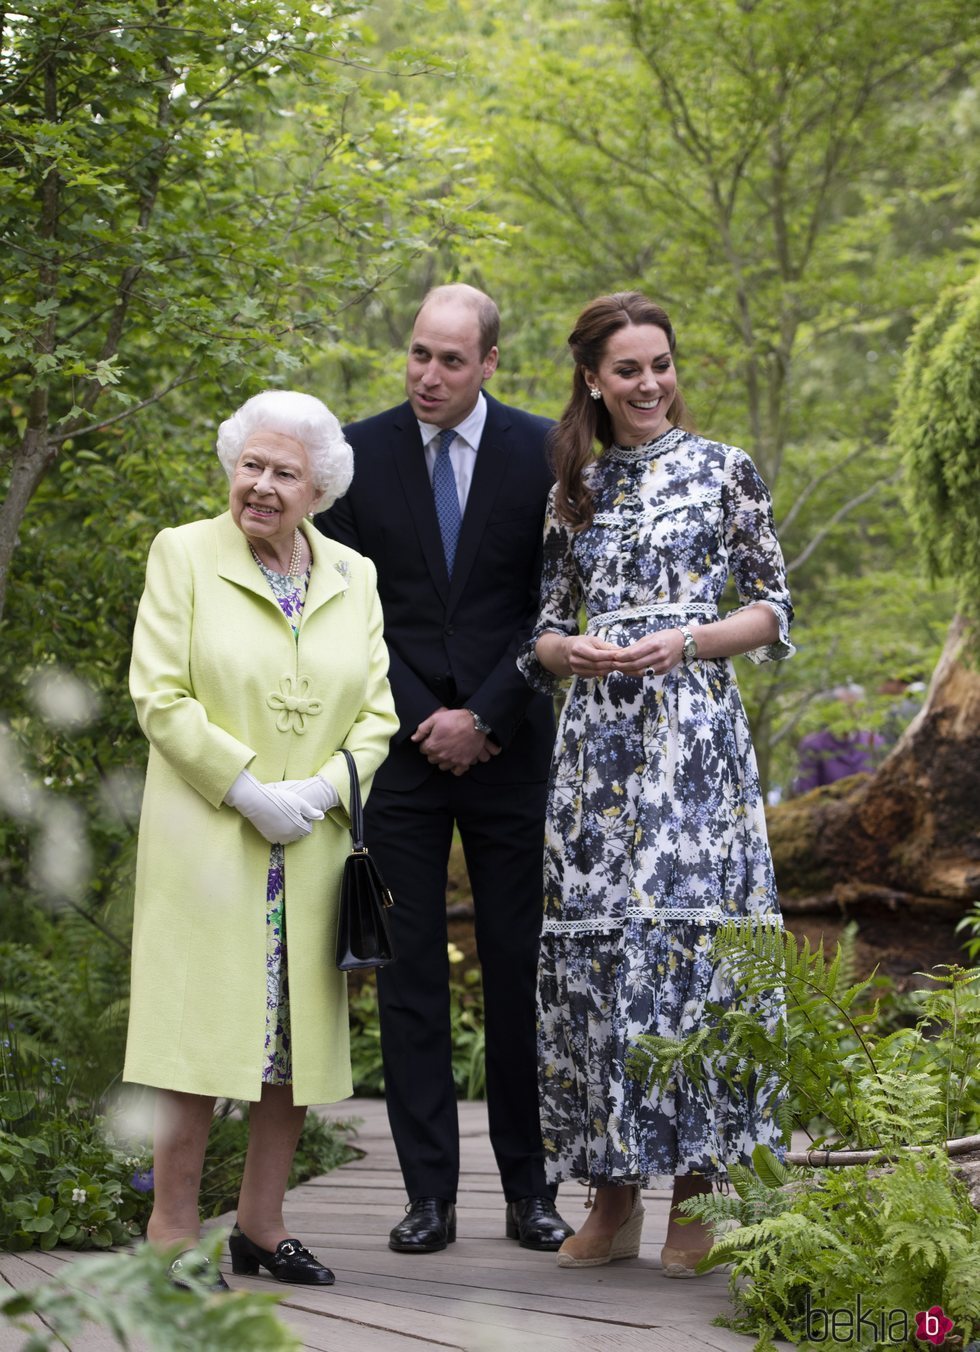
[432,427,461,574]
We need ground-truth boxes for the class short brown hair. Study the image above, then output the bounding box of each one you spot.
[414,283,500,359]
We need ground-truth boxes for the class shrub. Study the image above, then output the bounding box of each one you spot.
[627,922,980,1349]
[687,1145,980,1351]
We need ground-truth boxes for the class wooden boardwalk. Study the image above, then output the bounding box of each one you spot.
[1,1098,764,1351]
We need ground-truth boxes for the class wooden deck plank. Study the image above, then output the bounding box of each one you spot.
[0,1098,780,1351]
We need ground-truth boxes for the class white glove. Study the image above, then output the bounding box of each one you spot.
[224,770,324,844]
[280,775,340,814]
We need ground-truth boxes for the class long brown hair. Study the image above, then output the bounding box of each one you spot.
[550,292,692,530]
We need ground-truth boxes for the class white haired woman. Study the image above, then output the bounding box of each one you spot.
[125,390,397,1289]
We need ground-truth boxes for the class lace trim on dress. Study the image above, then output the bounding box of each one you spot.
[592,483,720,529]
[542,909,784,936]
[605,426,688,462]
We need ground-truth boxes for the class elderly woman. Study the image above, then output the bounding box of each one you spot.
[124,390,397,1288]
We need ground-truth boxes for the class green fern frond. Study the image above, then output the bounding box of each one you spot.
[678,1188,752,1228]
[709,1208,851,1266]
[879,1223,943,1268]
[849,1062,945,1146]
[626,1030,705,1092]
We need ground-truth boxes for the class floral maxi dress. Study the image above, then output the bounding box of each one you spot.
[517,426,794,1187]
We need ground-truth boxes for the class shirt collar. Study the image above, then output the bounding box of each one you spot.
[417,390,487,450]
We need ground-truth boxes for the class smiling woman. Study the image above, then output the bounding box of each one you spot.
[584,323,678,449]
[124,389,398,1291]
[229,431,319,574]
[519,291,794,1278]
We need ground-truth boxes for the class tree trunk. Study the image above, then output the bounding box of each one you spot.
[0,432,58,625]
[768,615,980,969]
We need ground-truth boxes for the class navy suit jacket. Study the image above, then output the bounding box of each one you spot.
[314,393,556,791]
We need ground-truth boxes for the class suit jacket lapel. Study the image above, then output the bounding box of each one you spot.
[447,396,512,610]
[390,406,451,603]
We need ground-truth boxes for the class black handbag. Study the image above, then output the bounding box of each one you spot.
[335,749,396,971]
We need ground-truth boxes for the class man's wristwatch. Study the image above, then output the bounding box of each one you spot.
[466,708,493,737]
[679,626,698,662]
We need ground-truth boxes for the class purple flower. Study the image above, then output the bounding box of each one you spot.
[130,1168,154,1193]
[267,862,284,900]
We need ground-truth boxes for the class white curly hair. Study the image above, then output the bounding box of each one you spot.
[216,390,353,512]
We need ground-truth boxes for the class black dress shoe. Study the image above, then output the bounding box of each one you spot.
[505,1197,575,1251]
[388,1198,456,1253]
[167,1252,231,1291]
[228,1225,335,1285]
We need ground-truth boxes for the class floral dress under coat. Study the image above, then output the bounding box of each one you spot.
[256,559,310,1085]
[518,425,794,1187]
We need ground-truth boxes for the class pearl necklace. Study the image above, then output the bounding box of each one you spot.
[250,529,304,576]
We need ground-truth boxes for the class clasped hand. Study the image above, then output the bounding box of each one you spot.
[224,769,330,844]
[412,707,501,776]
[565,629,685,678]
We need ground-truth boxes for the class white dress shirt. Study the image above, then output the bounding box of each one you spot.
[418,392,488,515]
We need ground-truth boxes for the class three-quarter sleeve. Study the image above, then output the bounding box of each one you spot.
[517,487,583,696]
[722,448,795,663]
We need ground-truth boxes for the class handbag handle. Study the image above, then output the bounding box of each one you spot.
[340,748,366,852]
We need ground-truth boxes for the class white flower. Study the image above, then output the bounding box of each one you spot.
[71,1187,87,1204]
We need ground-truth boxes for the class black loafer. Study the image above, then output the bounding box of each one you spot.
[388,1198,456,1253]
[228,1225,335,1285]
[168,1251,231,1291]
[505,1197,574,1251]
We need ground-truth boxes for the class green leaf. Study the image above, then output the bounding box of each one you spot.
[752,1145,790,1190]
[0,1089,38,1118]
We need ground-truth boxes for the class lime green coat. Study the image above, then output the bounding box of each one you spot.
[123,512,397,1105]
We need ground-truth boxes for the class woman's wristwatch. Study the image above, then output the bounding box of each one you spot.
[679,626,698,662]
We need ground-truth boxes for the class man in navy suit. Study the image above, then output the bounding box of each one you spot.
[315,284,572,1253]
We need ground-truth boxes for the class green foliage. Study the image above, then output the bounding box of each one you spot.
[627,922,980,1148]
[0,912,132,1098]
[349,951,486,1099]
[683,1146,980,1350]
[0,0,507,621]
[746,566,952,797]
[628,923,980,1344]
[1,1035,152,1252]
[1,1006,357,1252]
[405,0,974,790]
[0,1229,299,1350]
[956,903,980,963]
[348,980,386,1096]
[896,269,980,636]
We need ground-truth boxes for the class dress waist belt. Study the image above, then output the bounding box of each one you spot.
[585,602,718,634]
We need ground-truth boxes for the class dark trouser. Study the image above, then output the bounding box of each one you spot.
[367,772,549,1203]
